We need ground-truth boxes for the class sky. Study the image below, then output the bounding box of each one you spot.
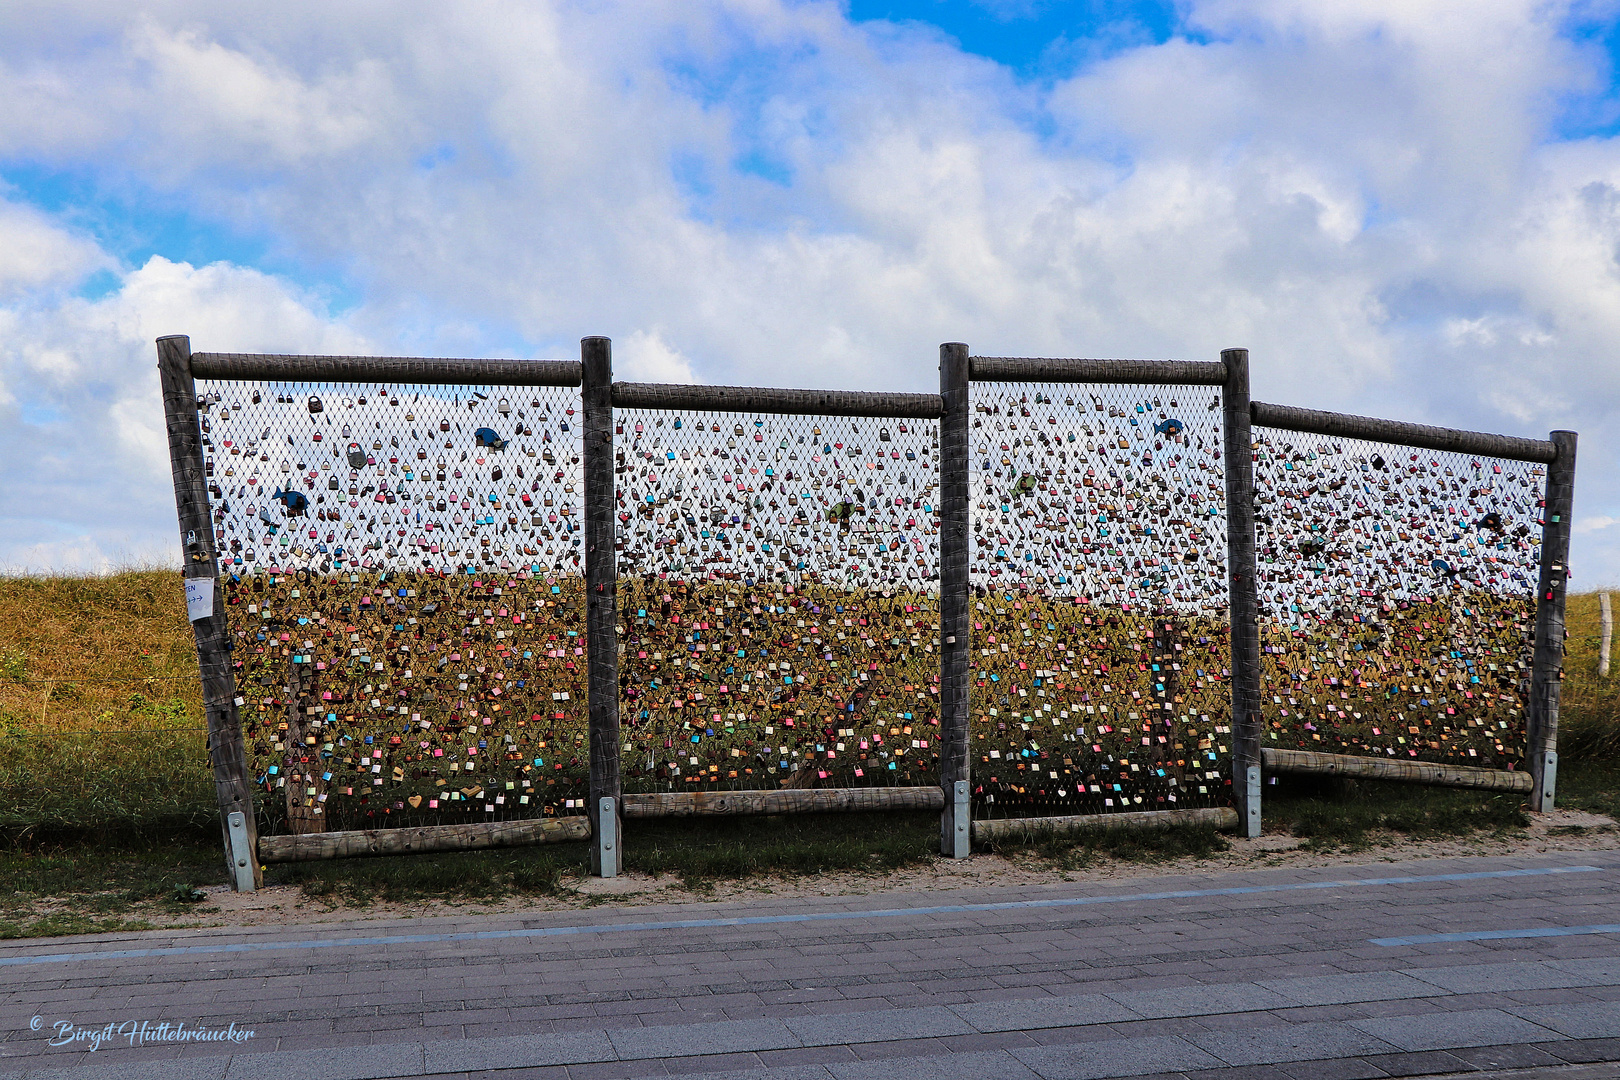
[1,0,1619,583]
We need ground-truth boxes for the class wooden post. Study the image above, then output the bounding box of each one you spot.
[1600,592,1612,679]
[582,336,621,876]
[156,335,261,891]
[1222,347,1262,838]
[1529,430,1577,812]
[938,342,971,858]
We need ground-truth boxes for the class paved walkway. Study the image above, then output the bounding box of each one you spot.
[3,851,1620,1079]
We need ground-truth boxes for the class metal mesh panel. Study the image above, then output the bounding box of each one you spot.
[611,408,942,791]
[196,379,589,832]
[1251,429,1543,768]
[967,382,1232,818]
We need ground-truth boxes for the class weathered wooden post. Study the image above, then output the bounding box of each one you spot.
[582,336,621,875]
[938,342,971,858]
[156,334,260,890]
[1600,592,1611,679]
[1529,430,1577,812]
[1221,347,1262,838]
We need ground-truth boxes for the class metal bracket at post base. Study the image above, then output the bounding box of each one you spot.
[1535,753,1558,812]
[1245,766,1262,839]
[226,811,257,893]
[597,796,618,879]
[946,781,970,859]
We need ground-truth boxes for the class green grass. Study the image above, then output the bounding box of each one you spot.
[270,811,940,901]
[981,822,1231,871]
[1259,773,1531,851]
[1549,757,1620,820]
[623,811,937,889]
[0,915,161,940]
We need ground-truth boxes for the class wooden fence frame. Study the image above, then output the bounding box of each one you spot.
[159,336,1575,887]
[1246,403,1572,811]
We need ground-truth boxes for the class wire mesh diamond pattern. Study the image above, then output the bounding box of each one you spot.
[611,408,943,792]
[967,380,1232,819]
[1250,428,1545,769]
[195,379,590,833]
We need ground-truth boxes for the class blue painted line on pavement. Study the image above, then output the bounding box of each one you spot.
[1373,922,1620,946]
[0,865,1600,968]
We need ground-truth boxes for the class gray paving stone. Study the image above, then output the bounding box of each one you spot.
[421,1031,616,1073]
[1403,960,1598,993]
[17,1058,233,1080]
[1277,1058,1390,1080]
[1350,1007,1565,1052]
[1106,983,1292,1020]
[1509,1001,1620,1039]
[1187,1021,1399,1066]
[784,1006,971,1047]
[607,1019,800,1061]
[673,1068,833,1080]
[950,993,1140,1033]
[1258,971,1442,1007]
[222,1041,426,1080]
[1011,1035,1226,1079]
[830,1048,1041,1080]
[1551,957,1620,984]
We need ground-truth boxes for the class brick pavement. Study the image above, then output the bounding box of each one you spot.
[0,851,1617,1078]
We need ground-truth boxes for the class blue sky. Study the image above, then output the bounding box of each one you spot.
[0,0,1618,583]
[849,0,1179,74]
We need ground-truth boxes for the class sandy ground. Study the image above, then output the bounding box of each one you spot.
[32,807,1608,935]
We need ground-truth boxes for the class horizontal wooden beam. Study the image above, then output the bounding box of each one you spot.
[1263,748,1533,793]
[257,816,591,862]
[969,357,1229,386]
[190,353,582,388]
[622,787,945,818]
[1250,402,1558,464]
[611,382,944,419]
[971,806,1238,844]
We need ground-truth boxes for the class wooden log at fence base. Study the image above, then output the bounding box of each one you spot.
[972,807,1239,844]
[1263,748,1532,793]
[257,816,591,862]
[621,787,945,818]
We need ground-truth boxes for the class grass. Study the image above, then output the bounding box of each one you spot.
[981,822,1232,871]
[0,835,229,937]
[1552,590,1620,759]
[1258,773,1531,851]
[268,811,942,902]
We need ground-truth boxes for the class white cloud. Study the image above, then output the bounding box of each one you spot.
[0,0,1616,583]
[0,196,107,298]
[0,243,368,572]
[617,330,700,384]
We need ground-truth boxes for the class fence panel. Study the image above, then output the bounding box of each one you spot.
[194,374,590,835]
[610,404,944,792]
[1248,426,1546,773]
[160,337,1579,884]
[966,378,1233,820]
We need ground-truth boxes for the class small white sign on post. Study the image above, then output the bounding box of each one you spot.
[184,576,215,622]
